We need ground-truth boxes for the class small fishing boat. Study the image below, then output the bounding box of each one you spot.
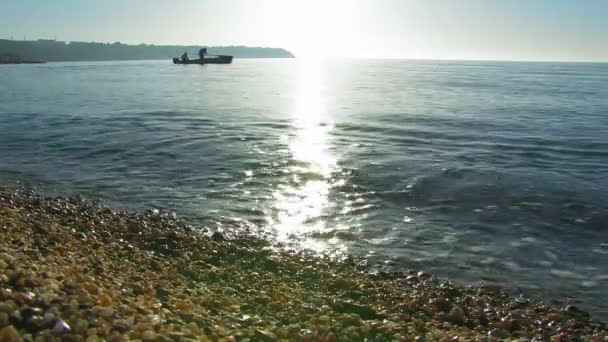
[174,48,233,65]
[173,55,233,65]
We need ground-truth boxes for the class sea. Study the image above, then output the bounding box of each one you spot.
[1,59,607,320]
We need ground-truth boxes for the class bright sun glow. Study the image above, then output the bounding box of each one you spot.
[266,0,360,57]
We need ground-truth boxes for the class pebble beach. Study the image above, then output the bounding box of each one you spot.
[0,186,606,341]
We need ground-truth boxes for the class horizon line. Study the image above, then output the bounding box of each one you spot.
[327,56,608,64]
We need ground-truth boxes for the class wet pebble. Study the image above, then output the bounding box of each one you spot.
[254,329,278,341]
[52,320,71,334]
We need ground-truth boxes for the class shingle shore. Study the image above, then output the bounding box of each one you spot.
[0,187,605,341]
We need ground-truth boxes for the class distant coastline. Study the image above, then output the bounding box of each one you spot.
[0,39,294,63]
[0,59,46,65]
[0,52,45,64]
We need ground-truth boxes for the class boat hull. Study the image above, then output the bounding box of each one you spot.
[173,56,233,64]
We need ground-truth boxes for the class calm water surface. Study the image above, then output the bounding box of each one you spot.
[1,59,607,319]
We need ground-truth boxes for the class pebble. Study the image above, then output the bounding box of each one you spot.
[318,315,331,323]
[0,312,9,327]
[45,306,59,316]
[9,310,22,325]
[98,307,114,318]
[141,330,158,341]
[0,325,21,342]
[20,307,41,319]
[99,295,113,307]
[111,319,130,332]
[85,335,99,342]
[23,315,43,331]
[332,301,378,320]
[0,303,13,314]
[41,312,55,327]
[52,320,71,334]
[254,329,278,341]
[449,306,466,325]
[84,282,99,295]
[488,328,509,339]
[483,337,499,342]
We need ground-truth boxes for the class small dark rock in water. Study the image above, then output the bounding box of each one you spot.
[564,305,590,319]
[405,275,418,282]
[417,271,431,279]
[515,296,528,305]
[254,329,278,341]
[211,232,225,242]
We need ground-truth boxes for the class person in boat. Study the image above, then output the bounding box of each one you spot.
[181,52,189,62]
[199,48,207,60]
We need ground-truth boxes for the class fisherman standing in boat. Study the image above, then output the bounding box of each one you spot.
[199,48,207,60]
[181,52,189,62]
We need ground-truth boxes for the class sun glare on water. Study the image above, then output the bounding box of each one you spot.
[266,59,348,255]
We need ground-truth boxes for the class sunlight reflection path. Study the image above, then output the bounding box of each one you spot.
[266,59,348,255]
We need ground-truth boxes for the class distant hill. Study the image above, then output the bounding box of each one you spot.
[0,39,295,62]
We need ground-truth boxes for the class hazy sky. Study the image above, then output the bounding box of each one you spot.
[1,0,607,61]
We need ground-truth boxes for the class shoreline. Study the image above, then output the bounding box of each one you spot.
[0,186,605,341]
